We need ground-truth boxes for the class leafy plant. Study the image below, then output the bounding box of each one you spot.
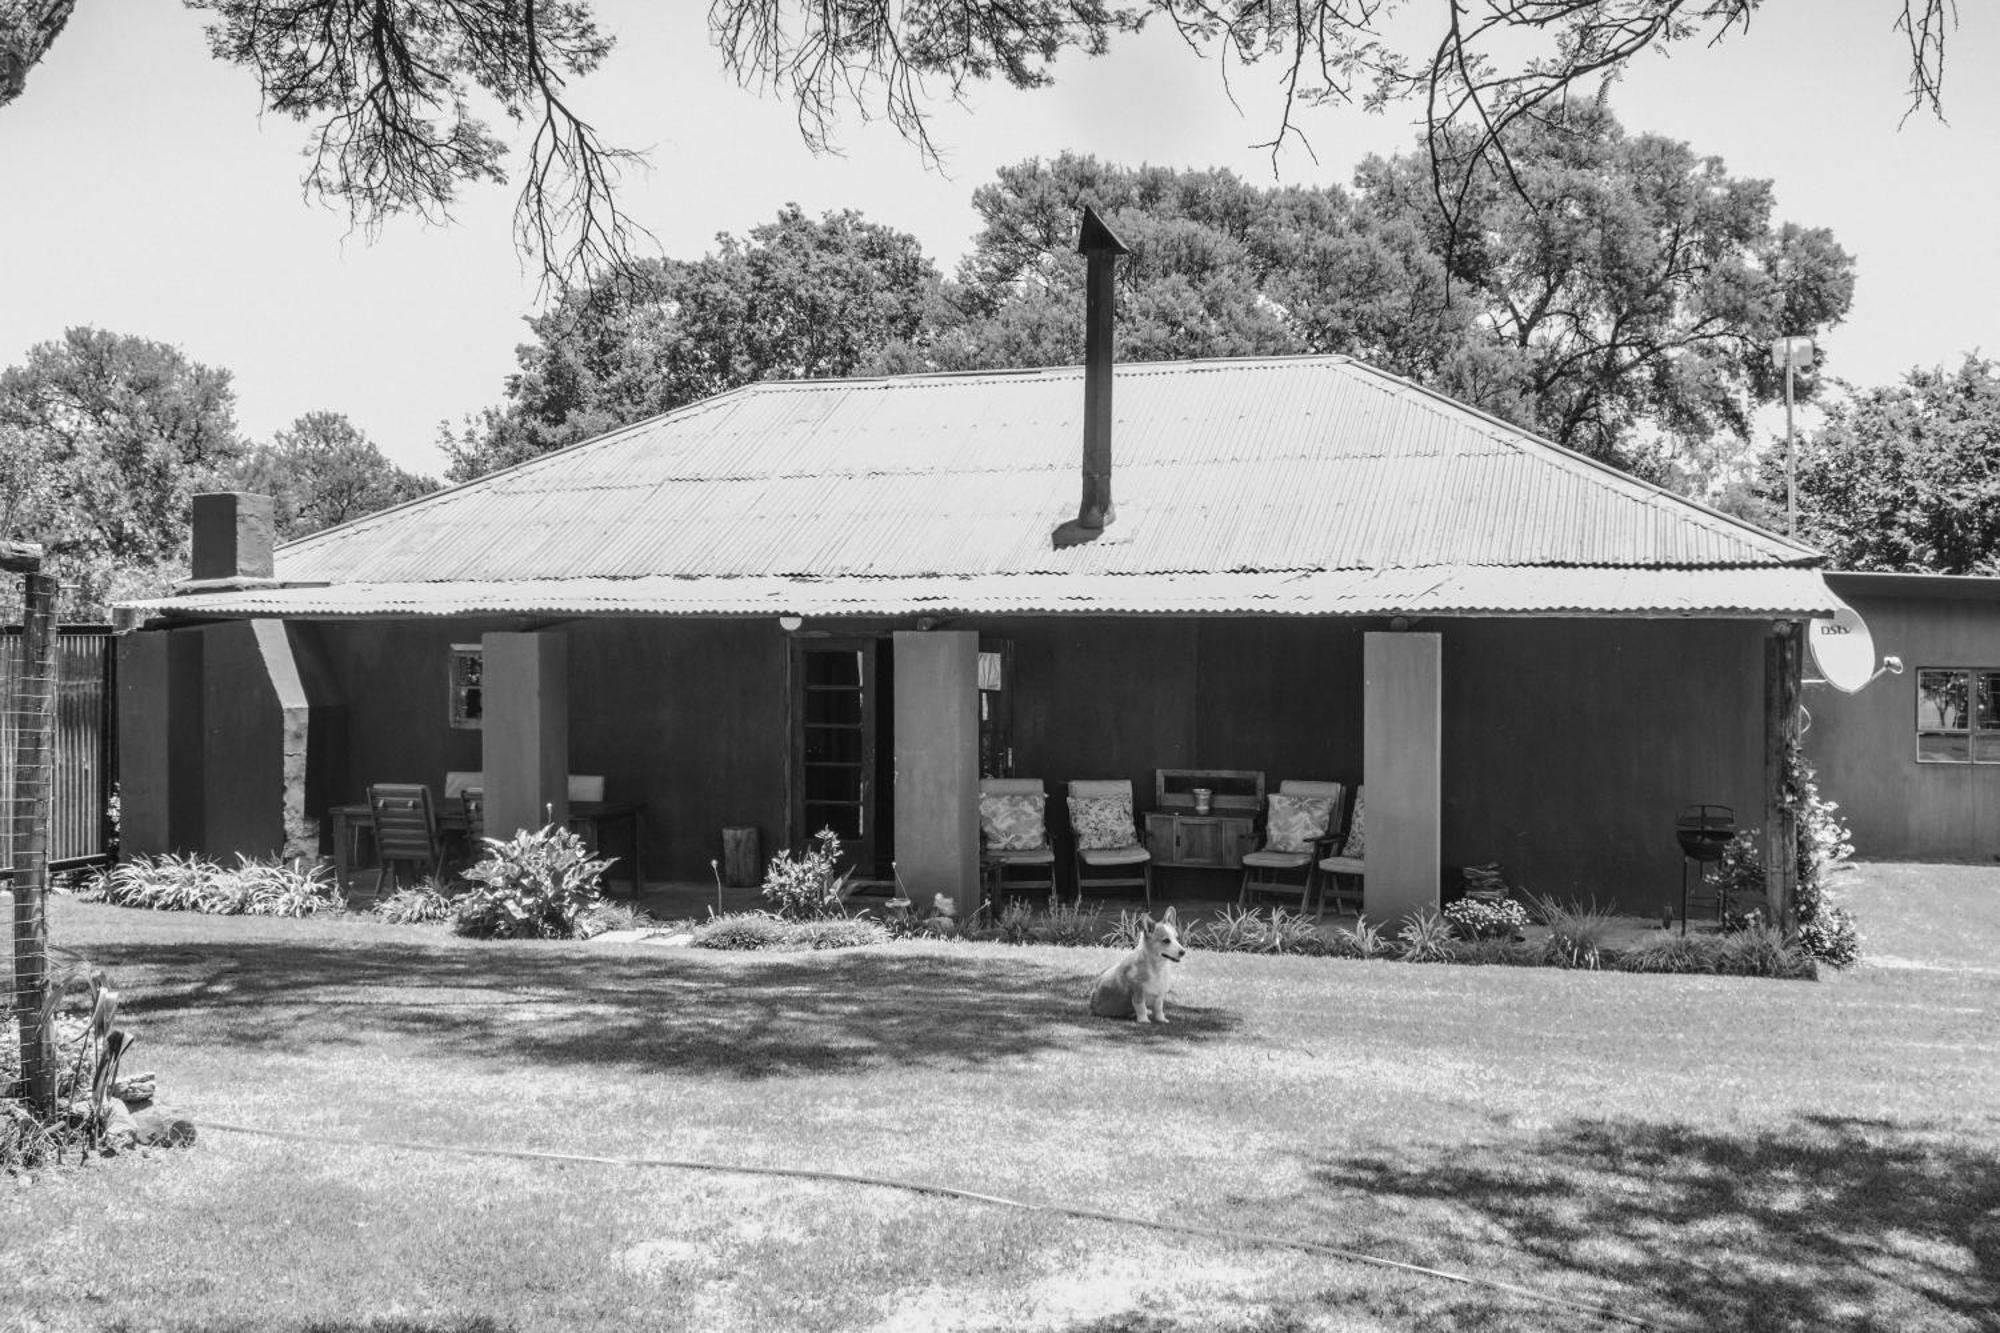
[1102,909,1148,950]
[1446,937,1543,966]
[1530,894,1616,970]
[222,856,346,917]
[689,911,888,952]
[760,828,857,919]
[88,853,344,917]
[1396,908,1455,963]
[1712,749,1861,968]
[996,897,1037,945]
[1617,934,1722,975]
[1034,894,1099,947]
[454,824,612,940]
[1190,903,1266,953]
[575,900,656,939]
[1331,915,1388,960]
[1717,924,1819,980]
[92,853,215,912]
[370,878,463,925]
[1442,896,1530,940]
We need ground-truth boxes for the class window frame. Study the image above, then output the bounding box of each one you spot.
[1914,665,2000,765]
[448,644,484,730]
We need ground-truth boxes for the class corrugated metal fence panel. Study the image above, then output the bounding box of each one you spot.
[1,627,115,871]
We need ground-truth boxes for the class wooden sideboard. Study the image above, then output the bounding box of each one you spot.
[1145,811,1257,870]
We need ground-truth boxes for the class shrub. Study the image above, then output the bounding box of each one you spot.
[1102,909,1148,950]
[1442,896,1530,940]
[691,912,792,951]
[370,879,462,925]
[1265,905,1322,955]
[1712,749,1860,968]
[1035,895,1100,947]
[454,824,612,940]
[760,828,856,919]
[1531,894,1616,969]
[221,856,346,917]
[1797,904,1861,969]
[92,853,216,912]
[689,911,887,951]
[1616,933,1722,975]
[1396,908,1456,963]
[1190,903,1267,953]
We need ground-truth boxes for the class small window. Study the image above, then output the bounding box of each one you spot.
[449,645,483,730]
[1915,667,2000,763]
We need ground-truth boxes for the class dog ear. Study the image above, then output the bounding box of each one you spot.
[1163,906,1179,926]
[1137,914,1155,933]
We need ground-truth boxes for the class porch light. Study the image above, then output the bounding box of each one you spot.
[778,615,803,632]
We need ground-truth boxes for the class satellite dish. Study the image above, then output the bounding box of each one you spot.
[1808,601,1877,693]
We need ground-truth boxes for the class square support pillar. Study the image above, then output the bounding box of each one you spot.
[1362,631,1442,923]
[116,629,205,856]
[482,631,569,842]
[892,630,980,911]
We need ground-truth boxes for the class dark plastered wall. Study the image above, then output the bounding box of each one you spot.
[196,621,283,859]
[988,615,1763,908]
[317,617,789,881]
[1803,590,2000,860]
[1438,618,1766,907]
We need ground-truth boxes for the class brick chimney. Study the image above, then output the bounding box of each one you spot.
[187,492,276,586]
[1054,205,1130,549]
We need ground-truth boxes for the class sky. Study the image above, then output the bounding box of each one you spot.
[1,1,1995,476]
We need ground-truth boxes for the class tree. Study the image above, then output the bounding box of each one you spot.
[0,327,244,616]
[445,204,941,479]
[939,120,1852,472]
[0,1,1960,289]
[1780,356,2000,574]
[233,411,441,540]
[1355,100,1855,468]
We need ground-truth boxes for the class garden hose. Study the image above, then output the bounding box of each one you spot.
[196,1118,1667,1331]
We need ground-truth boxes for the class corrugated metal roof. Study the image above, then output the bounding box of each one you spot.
[130,355,1828,620]
[134,567,1838,620]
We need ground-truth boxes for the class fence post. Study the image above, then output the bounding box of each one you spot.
[8,569,58,1115]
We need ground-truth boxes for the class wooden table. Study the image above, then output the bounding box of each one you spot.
[331,800,644,895]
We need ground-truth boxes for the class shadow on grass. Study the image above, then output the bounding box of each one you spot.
[77,933,1240,1077]
[1305,1114,2000,1333]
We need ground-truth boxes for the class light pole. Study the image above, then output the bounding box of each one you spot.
[1770,335,1816,537]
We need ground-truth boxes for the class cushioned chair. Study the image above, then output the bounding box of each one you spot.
[1067,779,1152,908]
[1316,786,1367,917]
[367,782,445,893]
[1240,780,1344,913]
[978,777,1057,904]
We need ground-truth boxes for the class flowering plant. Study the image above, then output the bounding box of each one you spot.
[1442,896,1530,940]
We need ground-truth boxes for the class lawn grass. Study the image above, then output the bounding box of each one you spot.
[2,864,1997,1332]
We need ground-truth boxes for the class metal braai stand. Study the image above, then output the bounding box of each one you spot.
[1675,804,1737,935]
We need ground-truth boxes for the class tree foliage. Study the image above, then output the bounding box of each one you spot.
[0,1,1959,288]
[458,110,1851,480]
[231,411,440,541]
[0,327,245,616]
[1781,356,2000,575]
[443,204,941,479]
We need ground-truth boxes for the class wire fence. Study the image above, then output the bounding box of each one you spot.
[4,568,59,1114]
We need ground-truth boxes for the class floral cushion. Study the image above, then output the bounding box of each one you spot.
[1340,791,1366,859]
[979,794,1047,851]
[1068,796,1135,851]
[1265,794,1335,854]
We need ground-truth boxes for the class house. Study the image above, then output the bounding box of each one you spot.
[1802,570,2000,861]
[114,340,1837,921]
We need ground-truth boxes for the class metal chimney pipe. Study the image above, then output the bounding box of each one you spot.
[1074,205,1130,535]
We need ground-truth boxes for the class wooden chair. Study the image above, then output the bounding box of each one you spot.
[1066,779,1152,908]
[367,783,444,893]
[1240,780,1344,914]
[978,777,1057,906]
[1316,785,1366,917]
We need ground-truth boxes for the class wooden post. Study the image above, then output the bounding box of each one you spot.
[9,571,58,1115]
[1763,621,1803,929]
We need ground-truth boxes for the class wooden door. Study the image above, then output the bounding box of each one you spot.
[794,638,888,877]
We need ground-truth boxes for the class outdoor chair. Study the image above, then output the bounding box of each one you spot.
[1067,778,1152,908]
[1316,786,1366,917]
[978,777,1057,906]
[1240,780,1344,914]
[367,782,445,894]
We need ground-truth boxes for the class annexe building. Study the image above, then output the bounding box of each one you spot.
[116,353,1835,919]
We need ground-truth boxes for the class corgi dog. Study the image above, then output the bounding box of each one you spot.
[1088,907,1187,1023]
